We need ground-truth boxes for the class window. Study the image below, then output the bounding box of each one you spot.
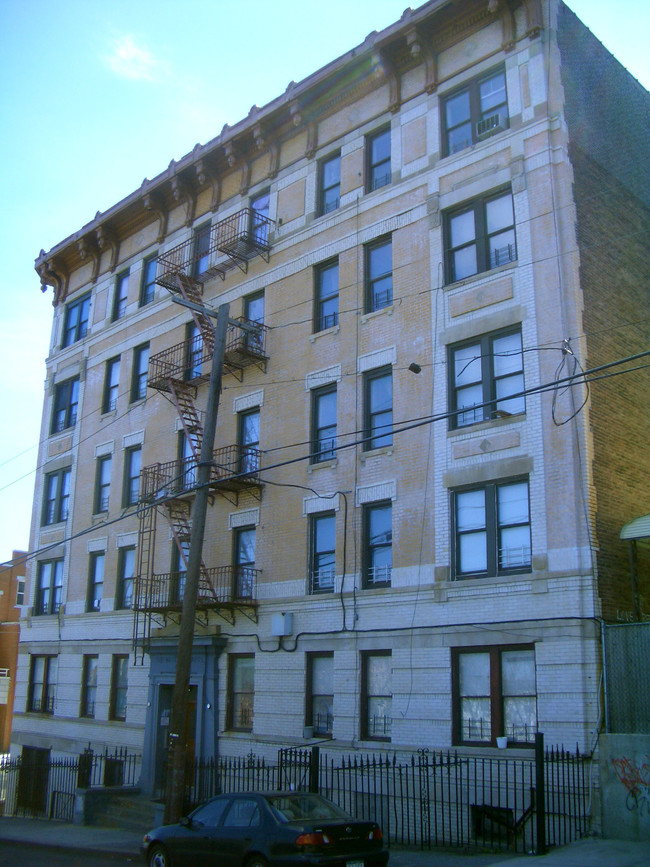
[130,343,149,402]
[243,291,265,353]
[227,654,254,731]
[319,153,340,215]
[449,328,524,428]
[367,127,391,191]
[42,467,71,525]
[185,321,204,380]
[192,223,211,277]
[364,366,392,450]
[28,655,57,713]
[307,653,333,736]
[87,551,104,612]
[51,377,79,434]
[251,190,270,246]
[140,255,157,306]
[314,260,339,332]
[445,188,516,283]
[62,293,90,347]
[15,577,25,606]
[362,651,391,740]
[102,357,120,413]
[123,446,141,507]
[234,526,255,599]
[110,654,129,721]
[238,408,260,476]
[171,541,190,603]
[309,512,335,593]
[453,479,531,578]
[80,655,98,718]
[94,455,112,514]
[365,237,392,312]
[311,384,337,463]
[117,546,136,609]
[363,502,392,587]
[452,645,537,745]
[113,270,129,320]
[443,67,508,156]
[178,431,198,492]
[35,559,63,615]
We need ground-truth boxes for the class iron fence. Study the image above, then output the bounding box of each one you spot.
[0,748,141,821]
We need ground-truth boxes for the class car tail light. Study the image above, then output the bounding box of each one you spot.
[368,827,383,842]
[295,831,332,847]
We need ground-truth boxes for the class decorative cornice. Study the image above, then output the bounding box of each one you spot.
[407,25,438,93]
[306,122,318,160]
[268,141,280,179]
[35,252,68,306]
[142,190,168,243]
[195,159,221,213]
[379,48,401,114]
[95,224,120,273]
[169,170,196,227]
[76,234,100,283]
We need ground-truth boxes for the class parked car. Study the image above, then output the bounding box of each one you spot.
[141,790,389,867]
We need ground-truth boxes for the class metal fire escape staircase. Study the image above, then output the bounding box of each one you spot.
[133,207,272,657]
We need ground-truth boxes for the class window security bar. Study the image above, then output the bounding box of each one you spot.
[367,565,392,585]
[311,569,335,593]
[498,544,531,568]
[319,311,338,331]
[369,715,392,736]
[371,172,391,191]
[490,242,517,268]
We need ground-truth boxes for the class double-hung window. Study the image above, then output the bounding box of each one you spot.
[452,645,537,746]
[171,541,190,603]
[307,653,334,737]
[362,651,392,740]
[363,502,392,587]
[445,188,516,283]
[103,357,120,413]
[87,551,104,612]
[319,153,340,215]
[140,255,157,306]
[311,385,337,463]
[178,431,198,492]
[117,546,136,609]
[453,478,531,578]
[131,343,149,402]
[110,654,129,721]
[250,190,270,246]
[80,655,98,718]
[227,654,254,731]
[449,328,524,428]
[234,526,255,599]
[238,408,260,476]
[367,127,391,191]
[94,454,112,514]
[310,512,335,593]
[35,559,63,616]
[62,293,90,347]
[244,290,265,354]
[28,655,57,714]
[51,377,79,434]
[364,366,392,450]
[113,270,129,320]
[123,446,141,507]
[185,321,203,380]
[192,223,211,277]
[443,67,508,156]
[314,260,339,332]
[365,237,393,312]
[42,467,71,525]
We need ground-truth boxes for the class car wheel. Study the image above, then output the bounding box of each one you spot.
[245,857,268,867]
[148,843,171,867]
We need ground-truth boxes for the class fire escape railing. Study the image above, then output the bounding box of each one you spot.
[135,565,259,611]
[140,447,262,502]
[155,207,273,289]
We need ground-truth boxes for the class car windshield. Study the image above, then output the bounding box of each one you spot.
[265,794,350,823]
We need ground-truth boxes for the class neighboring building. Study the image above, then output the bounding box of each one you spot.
[0,551,25,752]
[13,0,649,798]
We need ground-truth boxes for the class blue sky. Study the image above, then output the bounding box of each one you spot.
[0,0,648,564]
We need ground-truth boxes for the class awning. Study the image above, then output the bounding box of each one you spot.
[620,514,650,541]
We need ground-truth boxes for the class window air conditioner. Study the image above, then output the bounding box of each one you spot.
[476,113,506,139]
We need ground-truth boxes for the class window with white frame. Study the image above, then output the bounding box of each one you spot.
[309,512,336,593]
[362,651,392,740]
[306,652,334,736]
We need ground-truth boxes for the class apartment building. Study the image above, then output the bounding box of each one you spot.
[13,0,649,795]
[0,551,24,752]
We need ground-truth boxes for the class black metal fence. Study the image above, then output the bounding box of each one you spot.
[161,737,590,854]
[0,748,141,821]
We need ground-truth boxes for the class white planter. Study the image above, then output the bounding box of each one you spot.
[496,736,508,749]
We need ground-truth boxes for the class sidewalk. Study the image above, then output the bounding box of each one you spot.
[0,816,648,866]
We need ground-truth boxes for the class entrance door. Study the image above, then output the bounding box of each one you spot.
[154,684,198,797]
[17,746,50,816]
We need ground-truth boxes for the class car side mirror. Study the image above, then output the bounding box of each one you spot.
[179,816,191,827]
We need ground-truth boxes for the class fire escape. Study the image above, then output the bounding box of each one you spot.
[134,207,272,655]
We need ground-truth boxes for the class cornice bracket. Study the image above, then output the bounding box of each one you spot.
[35,252,68,306]
[96,224,120,273]
[143,190,169,244]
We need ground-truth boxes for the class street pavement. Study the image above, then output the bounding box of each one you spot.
[0,816,648,865]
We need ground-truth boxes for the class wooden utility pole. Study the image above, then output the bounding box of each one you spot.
[163,301,229,824]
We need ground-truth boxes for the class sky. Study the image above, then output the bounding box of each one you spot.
[0,0,648,566]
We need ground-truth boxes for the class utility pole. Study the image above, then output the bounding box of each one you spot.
[163,300,229,824]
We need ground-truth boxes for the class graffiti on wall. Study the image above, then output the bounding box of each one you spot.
[612,756,650,817]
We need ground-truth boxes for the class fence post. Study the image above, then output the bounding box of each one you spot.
[535,732,547,855]
[309,746,320,794]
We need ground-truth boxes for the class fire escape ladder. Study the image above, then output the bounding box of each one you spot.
[134,498,158,660]
[163,499,219,603]
[167,380,204,461]
[173,274,215,355]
